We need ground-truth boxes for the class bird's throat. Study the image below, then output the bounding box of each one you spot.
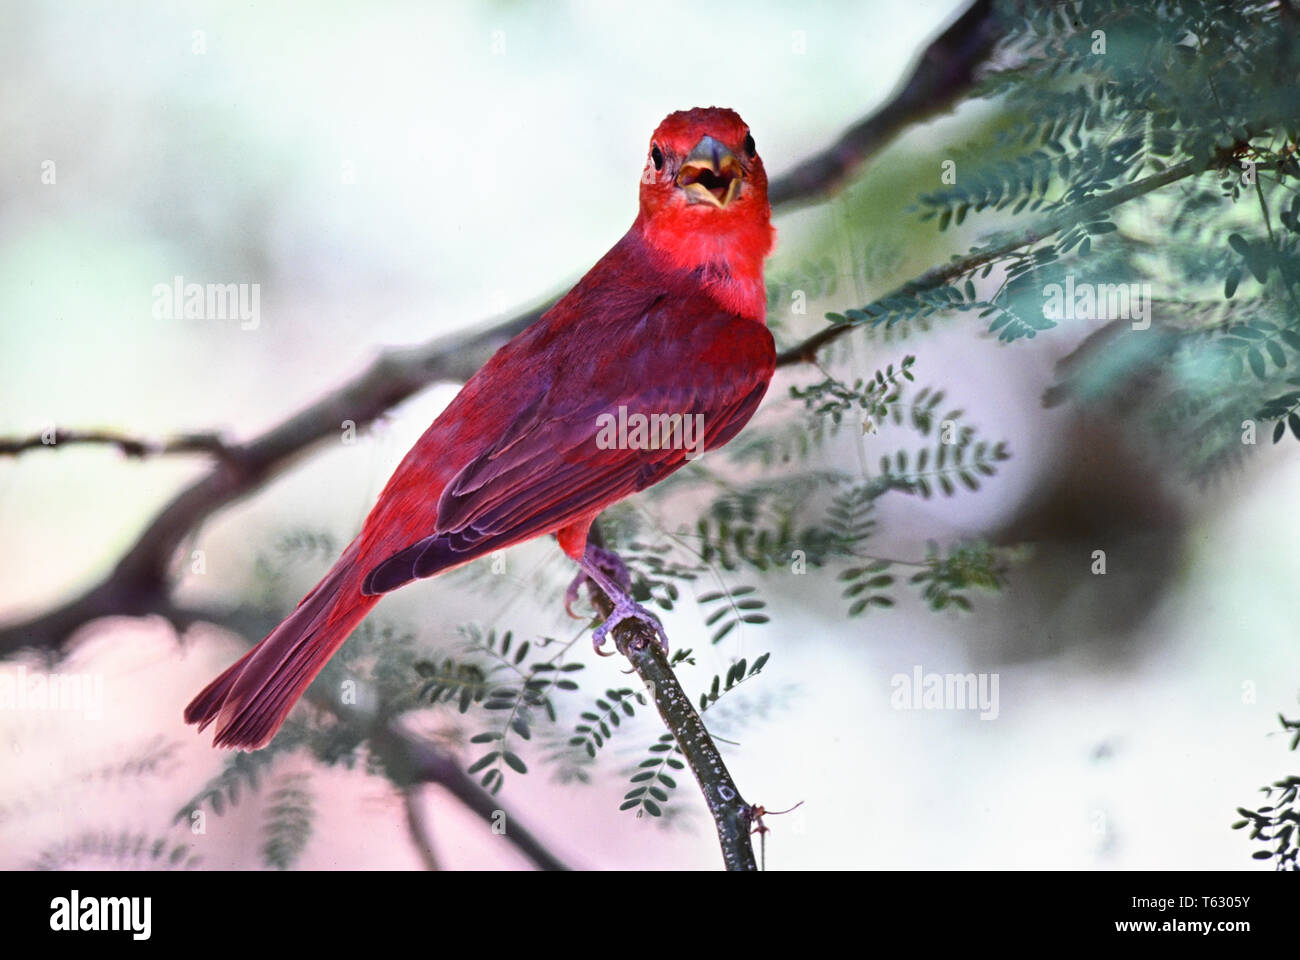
[637,215,775,322]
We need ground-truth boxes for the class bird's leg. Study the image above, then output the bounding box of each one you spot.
[564,545,630,616]
[565,545,668,657]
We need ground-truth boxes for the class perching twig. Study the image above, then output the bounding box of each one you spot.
[585,582,757,871]
[582,516,755,869]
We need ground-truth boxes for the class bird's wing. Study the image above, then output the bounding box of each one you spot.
[361,299,773,595]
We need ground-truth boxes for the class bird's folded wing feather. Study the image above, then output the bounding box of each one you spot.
[361,301,773,595]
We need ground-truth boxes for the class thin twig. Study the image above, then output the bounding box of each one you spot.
[586,583,757,871]
[0,429,234,459]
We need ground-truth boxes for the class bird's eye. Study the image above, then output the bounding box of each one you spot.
[743,132,756,158]
[651,144,664,170]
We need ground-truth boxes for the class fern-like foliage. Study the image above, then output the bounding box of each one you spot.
[1233,713,1300,870]
[30,831,201,871]
[807,0,1300,481]
[417,626,586,795]
[622,733,686,818]
[570,688,644,758]
[262,771,315,870]
[174,740,290,824]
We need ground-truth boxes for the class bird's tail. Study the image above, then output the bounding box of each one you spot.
[184,538,379,750]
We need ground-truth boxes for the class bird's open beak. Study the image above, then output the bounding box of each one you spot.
[676,135,743,208]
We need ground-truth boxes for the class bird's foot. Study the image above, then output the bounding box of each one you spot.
[590,593,670,658]
[565,545,667,656]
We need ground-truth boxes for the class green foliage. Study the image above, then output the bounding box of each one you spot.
[622,733,686,819]
[1233,713,1300,870]
[30,831,201,871]
[620,541,704,612]
[692,475,850,571]
[418,625,586,795]
[335,618,420,706]
[806,0,1300,480]
[262,772,315,870]
[908,541,1008,613]
[570,688,643,758]
[697,587,769,644]
[837,540,1010,618]
[174,740,291,823]
[697,653,772,712]
[271,529,337,566]
[1,735,180,829]
[876,437,1012,499]
[791,355,916,429]
[838,561,896,616]
[825,483,880,548]
[639,352,1015,625]
[766,255,841,307]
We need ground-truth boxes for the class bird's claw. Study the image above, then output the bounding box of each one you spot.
[591,597,670,657]
[563,573,585,619]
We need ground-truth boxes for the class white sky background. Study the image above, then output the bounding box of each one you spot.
[2,0,1298,870]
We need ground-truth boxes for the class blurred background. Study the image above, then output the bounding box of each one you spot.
[2,0,1298,870]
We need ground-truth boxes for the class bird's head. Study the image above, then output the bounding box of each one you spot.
[636,107,775,319]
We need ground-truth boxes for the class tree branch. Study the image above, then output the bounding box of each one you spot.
[588,587,758,871]
[769,0,1000,208]
[402,786,441,870]
[579,521,757,870]
[0,429,234,459]
[372,720,570,872]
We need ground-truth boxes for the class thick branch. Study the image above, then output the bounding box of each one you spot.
[0,0,998,654]
[0,309,543,655]
[770,0,1000,208]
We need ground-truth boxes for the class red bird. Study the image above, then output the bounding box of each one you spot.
[186,107,777,749]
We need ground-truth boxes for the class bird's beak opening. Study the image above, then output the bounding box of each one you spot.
[676,135,743,208]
